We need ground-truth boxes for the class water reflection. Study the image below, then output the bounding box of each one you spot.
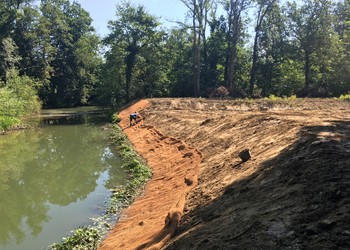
[0,110,126,249]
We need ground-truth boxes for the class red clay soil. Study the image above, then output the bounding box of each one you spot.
[99,100,202,250]
[100,98,350,250]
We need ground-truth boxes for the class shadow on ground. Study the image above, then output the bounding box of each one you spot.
[165,121,350,250]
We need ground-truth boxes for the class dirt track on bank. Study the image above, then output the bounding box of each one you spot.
[100,98,350,250]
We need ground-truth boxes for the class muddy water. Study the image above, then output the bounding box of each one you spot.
[0,108,127,250]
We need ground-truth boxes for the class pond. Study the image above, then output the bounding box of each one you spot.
[0,107,127,250]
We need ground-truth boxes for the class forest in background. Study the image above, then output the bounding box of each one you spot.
[1,0,350,129]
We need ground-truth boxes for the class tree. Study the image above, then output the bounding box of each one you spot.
[206,15,228,89]
[12,4,46,80]
[0,37,21,82]
[39,0,100,107]
[104,1,162,103]
[0,1,37,79]
[333,0,350,95]
[223,0,251,90]
[0,0,35,39]
[248,0,277,96]
[0,37,41,127]
[166,28,194,97]
[180,0,214,97]
[287,0,337,96]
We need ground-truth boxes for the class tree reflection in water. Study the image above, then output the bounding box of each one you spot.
[0,111,126,248]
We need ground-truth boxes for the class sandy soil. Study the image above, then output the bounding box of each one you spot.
[100,98,350,250]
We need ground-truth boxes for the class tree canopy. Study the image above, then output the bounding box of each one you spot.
[0,0,349,119]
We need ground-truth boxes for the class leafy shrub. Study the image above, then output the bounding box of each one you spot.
[0,87,23,117]
[0,116,20,130]
[339,94,350,101]
[5,69,41,115]
[0,87,22,129]
[0,70,41,130]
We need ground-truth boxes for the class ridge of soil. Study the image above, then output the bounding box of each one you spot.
[101,98,350,250]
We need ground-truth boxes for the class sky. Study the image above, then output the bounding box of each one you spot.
[72,0,188,37]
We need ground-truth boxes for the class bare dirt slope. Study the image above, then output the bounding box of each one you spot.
[101,98,350,250]
[99,100,202,250]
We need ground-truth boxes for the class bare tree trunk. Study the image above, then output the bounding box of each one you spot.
[225,0,247,89]
[305,50,311,88]
[125,44,138,103]
[193,8,201,97]
[249,28,259,95]
[226,42,238,89]
[202,0,213,85]
[249,0,276,96]
[181,0,213,97]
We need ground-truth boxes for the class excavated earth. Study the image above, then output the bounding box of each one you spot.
[100,98,350,250]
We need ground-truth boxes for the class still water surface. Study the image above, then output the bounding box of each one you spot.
[0,108,127,250]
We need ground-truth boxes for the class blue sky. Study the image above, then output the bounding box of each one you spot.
[73,0,188,37]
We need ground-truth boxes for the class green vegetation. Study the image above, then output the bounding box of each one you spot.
[1,0,349,124]
[1,0,348,246]
[112,113,121,123]
[0,70,41,130]
[108,124,152,213]
[51,227,100,250]
[263,94,297,103]
[339,94,350,101]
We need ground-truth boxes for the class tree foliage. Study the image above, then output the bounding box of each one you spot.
[1,0,350,117]
[98,1,165,104]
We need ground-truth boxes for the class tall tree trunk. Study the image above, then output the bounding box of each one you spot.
[181,0,211,97]
[226,43,237,89]
[249,29,259,95]
[202,0,210,87]
[304,50,311,89]
[249,0,276,96]
[193,16,201,97]
[125,45,138,103]
[224,0,246,89]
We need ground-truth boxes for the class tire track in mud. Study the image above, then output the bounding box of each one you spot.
[99,100,202,250]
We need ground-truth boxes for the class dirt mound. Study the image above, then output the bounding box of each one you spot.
[101,98,350,250]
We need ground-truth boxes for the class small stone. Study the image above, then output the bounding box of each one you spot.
[239,148,251,162]
[139,221,145,226]
[184,177,193,186]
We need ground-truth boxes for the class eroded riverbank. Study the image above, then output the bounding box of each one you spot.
[101,98,350,250]
[99,100,202,250]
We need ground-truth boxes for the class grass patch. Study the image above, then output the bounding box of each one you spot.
[339,94,350,101]
[263,94,297,103]
[0,116,20,130]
